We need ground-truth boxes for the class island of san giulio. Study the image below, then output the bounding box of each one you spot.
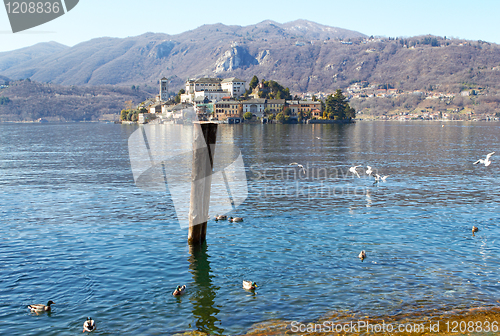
[120,76,355,125]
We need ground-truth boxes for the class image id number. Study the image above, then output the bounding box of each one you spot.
[5,2,61,14]
[446,320,498,333]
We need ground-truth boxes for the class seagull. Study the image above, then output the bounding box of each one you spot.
[349,165,362,178]
[290,162,306,174]
[366,166,373,176]
[358,250,366,261]
[374,174,389,182]
[315,136,321,140]
[473,152,495,166]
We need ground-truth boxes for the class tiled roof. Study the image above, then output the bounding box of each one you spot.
[222,77,246,83]
[194,77,222,83]
[242,99,266,104]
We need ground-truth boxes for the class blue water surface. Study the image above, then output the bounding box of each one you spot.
[0,122,499,335]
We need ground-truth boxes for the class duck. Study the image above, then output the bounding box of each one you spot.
[243,280,257,290]
[472,226,479,234]
[230,217,243,222]
[28,300,55,313]
[172,285,186,296]
[216,215,227,220]
[358,250,366,261]
[83,317,96,332]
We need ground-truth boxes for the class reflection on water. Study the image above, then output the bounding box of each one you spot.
[188,242,223,335]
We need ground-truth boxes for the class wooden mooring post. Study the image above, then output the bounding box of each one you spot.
[188,122,217,245]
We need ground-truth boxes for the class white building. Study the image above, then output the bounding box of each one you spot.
[194,90,229,102]
[221,77,246,98]
[185,77,223,94]
[180,77,246,103]
[242,99,266,118]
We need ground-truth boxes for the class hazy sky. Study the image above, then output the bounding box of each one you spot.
[1,0,500,53]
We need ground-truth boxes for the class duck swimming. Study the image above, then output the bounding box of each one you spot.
[243,280,257,290]
[83,317,96,332]
[358,250,366,261]
[28,300,55,313]
[172,285,186,296]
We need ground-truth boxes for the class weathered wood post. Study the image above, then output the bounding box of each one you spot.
[188,122,217,245]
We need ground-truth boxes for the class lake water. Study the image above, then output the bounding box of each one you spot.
[0,122,499,335]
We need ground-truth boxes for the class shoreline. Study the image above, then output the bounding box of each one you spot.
[1,118,500,124]
[243,304,500,335]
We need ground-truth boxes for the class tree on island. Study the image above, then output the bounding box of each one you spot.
[254,79,292,100]
[175,89,185,104]
[120,109,129,121]
[243,111,253,120]
[275,107,295,124]
[249,75,259,90]
[323,89,356,121]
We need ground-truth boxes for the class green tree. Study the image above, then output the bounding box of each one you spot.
[175,89,185,104]
[324,89,355,120]
[276,112,285,123]
[249,75,259,90]
[131,111,139,122]
[127,110,135,121]
[120,109,129,121]
[243,112,253,120]
[297,111,303,123]
[283,107,292,116]
[345,105,356,120]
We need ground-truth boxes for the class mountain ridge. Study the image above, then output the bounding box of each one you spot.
[0,20,499,97]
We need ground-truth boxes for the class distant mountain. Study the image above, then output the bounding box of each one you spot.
[1,20,500,95]
[0,20,366,90]
[0,41,68,73]
[0,75,10,84]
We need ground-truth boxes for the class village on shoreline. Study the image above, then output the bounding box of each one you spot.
[120,75,500,125]
[121,76,353,125]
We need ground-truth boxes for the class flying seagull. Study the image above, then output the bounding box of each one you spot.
[473,152,495,166]
[366,166,373,176]
[349,165,362,178]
